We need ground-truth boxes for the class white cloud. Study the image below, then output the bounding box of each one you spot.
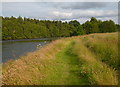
[56,2,108,9]
[45,9,118,24]
[97,16,118,23]
[57,16,118,24]
[73,10,117,17]
[2,2,118,24]
[52,11,72,17]
[48,10,117,20]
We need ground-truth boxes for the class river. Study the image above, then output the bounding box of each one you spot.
[2,38,54,63]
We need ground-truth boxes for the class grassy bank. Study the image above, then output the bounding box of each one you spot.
[2,32,119,85]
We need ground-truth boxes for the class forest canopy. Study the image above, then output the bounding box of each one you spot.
[2,16,119,40]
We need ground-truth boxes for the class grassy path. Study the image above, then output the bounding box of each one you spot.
[2,32,119,85]
[43,41,90,85]
[43,38,118,85]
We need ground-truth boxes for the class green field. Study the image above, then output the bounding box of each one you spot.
[2,32,119,85]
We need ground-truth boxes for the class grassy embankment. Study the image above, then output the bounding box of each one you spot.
[2,32,119,85]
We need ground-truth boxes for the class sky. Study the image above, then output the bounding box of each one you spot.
[1,0,119,24]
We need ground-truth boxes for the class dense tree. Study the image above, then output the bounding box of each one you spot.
[116,24,120,31]
[99,20,117,33]
[90,17,99,33]
[90,17,97,23]
[91,23,99,33]
[69,20,80,27]
[83,21,92,34]
[2,16,119,40]
[69,20,85,35]
[77,25,85,35]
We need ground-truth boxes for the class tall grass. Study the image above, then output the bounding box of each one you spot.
[71,39,118,85]
[2,39,71,85]
[82,33,119,70]
[2,32,119,85]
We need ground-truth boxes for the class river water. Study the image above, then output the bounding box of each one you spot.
[2,39,53,63]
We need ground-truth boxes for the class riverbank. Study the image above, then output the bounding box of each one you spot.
[2,37,61,42]
[2,40,51,63]
[2,32,119,85]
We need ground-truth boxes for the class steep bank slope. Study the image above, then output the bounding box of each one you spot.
[2,32,119,85]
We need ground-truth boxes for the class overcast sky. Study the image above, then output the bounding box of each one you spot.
[1,0,119,24]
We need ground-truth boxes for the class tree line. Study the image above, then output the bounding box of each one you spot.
[2,16,119,40]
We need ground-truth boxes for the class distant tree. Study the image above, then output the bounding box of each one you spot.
[90,17,97,24]
[2,16,119,40]
[90,17,99,33]
[91,23,99,33]
[69,20,85,35]
[83,21,92,34]
[17,16,23,23]
[69,20,80,27]
[116,24,120,31]
[99,20,117,33]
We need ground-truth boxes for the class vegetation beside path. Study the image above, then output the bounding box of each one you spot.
[2,32,119,85]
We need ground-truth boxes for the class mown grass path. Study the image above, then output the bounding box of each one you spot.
[42,35,118,85]
[2,32,118,85]
[43,41,90,85]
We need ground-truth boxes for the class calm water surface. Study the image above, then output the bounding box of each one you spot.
[2,39,51,63]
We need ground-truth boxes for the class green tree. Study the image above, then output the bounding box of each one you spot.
[90,17,99,33]
[99,20,117,33]
[2,16,119,40]
[83,21,92,34]
[69,20,85,35]
[90,17,97,23]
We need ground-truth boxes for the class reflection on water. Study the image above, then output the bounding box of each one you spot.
[2,40,49,63]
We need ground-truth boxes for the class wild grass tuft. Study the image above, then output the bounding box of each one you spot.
[2,32,119,85]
